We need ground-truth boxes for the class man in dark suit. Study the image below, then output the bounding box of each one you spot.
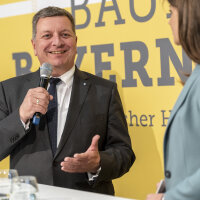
[0,6,135,195]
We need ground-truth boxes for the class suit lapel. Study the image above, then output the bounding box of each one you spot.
[164,65,200,159]
[54,67,91,158]
[24,70,40,90]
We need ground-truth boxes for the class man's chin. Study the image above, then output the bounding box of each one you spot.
[45,61,64,67]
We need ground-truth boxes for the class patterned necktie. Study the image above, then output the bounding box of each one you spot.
[46,78,61,155]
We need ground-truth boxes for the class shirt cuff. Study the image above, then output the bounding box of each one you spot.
[21,119,30,130]
[87,167,101,181]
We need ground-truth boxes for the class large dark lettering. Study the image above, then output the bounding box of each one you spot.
[91,44,115,81]
[95,0,125,27]
[12,52,32,76]
[130,0,156,22]
[76,46,87,68]
[121,41,152,87]
[71,0,91,29]
[161,110,171,127]
[156,38,192,86]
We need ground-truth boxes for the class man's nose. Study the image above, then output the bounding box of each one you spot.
[52,35,63,46]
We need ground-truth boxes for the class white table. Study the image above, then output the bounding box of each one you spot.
[38,184,134,200]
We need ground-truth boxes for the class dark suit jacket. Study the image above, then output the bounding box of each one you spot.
[0,67,135,195]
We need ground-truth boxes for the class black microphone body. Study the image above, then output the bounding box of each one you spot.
[39,77,50,89]
[32,63,52,125]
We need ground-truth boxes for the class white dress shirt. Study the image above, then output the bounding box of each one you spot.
[52,66,75,146]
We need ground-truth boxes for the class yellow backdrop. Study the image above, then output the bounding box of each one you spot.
[0,0,192,199]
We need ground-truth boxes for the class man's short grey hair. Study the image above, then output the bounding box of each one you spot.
[32,6,76,39]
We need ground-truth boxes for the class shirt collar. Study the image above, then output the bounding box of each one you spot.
[52,65,75,87]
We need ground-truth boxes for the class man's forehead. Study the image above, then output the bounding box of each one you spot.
[36,16,73,31]
[37,16,70,24]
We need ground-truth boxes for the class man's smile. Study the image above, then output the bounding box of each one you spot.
[49,50,67,54]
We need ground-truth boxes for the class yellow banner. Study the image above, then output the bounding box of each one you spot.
[0,0,193,199]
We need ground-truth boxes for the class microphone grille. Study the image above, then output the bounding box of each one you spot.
[40,63,52,78]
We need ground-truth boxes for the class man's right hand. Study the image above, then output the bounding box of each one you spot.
[19,87,53,123]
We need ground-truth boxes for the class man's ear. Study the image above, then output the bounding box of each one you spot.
[31,39,37,56]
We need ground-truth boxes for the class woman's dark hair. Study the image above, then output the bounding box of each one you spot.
[168,0,200,64]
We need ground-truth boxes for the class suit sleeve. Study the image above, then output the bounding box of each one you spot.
[0,82,26,160]
[96,83,135,184]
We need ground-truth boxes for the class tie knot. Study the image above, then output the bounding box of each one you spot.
[49,78,61,85]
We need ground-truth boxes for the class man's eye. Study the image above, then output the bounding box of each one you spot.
[42,34,51,38]
[62,33,69,37]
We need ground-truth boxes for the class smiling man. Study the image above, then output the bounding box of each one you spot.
[0,7,135,195]
[31,12,77,77]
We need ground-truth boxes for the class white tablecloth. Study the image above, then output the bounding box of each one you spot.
[37,184,134,200]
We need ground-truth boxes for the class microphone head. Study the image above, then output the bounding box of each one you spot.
[40,63,52,78]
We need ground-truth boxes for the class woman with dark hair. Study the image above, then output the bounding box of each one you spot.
[146,0,200,199]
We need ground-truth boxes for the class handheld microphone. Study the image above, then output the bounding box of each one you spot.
[32,63,52,125]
